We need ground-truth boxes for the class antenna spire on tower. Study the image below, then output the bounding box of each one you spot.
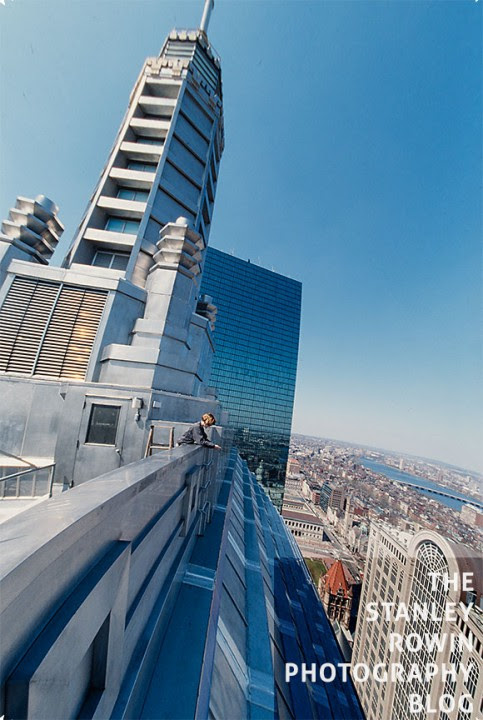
[200,0,214,35]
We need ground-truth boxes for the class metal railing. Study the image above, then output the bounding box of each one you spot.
[0,464,55,499]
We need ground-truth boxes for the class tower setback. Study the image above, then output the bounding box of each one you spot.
[0,23,224,484]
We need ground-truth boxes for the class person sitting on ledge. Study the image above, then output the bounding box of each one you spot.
[177,413,221,450]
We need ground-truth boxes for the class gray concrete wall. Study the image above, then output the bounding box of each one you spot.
[0,439,228,719]
[0,375,221,486]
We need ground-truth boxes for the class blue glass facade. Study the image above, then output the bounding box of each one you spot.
[135,449,365,720]
[201,247,301,509]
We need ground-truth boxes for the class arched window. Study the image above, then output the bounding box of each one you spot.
[465,659,479,698]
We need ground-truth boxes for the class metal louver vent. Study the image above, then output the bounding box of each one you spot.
[0,277,107,380]
[0,277,59,374]
[35,286,107,380]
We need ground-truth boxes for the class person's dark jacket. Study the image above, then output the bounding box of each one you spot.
[177,422,216,448]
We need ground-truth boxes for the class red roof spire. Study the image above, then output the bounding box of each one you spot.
[323,559,350,596]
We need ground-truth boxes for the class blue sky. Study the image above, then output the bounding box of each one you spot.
[1,0,481,472]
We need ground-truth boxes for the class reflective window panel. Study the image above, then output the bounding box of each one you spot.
[201,247,301,509]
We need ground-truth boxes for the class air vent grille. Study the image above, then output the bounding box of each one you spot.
[0,277,107,380]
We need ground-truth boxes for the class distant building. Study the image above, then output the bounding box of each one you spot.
[319,481,346,513]
[352,523,482,720]
[319,482,332,511]
[461,504,483,528]
[201,247,301,510]
[287,457,302,476]
[347,524,369,556]
[282,509,327,543]
[342,495,355,535]
[326,505,341,527]
[302,477,313,498]
[311,487,321,504]
[283,475,302,495]
[318,559,361,632]
[318,559,362,663]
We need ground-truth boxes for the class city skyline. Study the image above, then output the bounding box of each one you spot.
[1,0,481,472]
[292,431,482,479]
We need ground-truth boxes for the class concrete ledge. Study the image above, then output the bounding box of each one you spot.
[3,260,147,303]
[6,541,131,720]
[100,343,160,364]
[0,442,227,719]
[0,446,201,589]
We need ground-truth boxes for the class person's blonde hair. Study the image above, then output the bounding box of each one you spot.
[202,412,216,425]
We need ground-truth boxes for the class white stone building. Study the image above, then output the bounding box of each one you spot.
[352,523,482,720]
[282,509,327,543]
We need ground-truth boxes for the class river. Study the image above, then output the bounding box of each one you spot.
[359,458,481,512]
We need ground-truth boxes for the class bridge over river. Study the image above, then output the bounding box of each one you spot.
[395,480,483,510]
[360,458,482,512]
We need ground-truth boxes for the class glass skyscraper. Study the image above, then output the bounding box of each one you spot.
[201,247,301,509]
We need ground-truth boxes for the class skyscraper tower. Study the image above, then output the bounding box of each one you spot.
[201,247,301,509]
[0,2,225,484]
[69,0,221,268]
[352,524,482,720]
[61,0,224,393]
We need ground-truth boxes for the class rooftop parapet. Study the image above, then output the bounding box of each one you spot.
[0,438,226,719]
[0,442,364,720]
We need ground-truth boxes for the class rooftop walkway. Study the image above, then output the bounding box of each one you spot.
[0,444,363,720]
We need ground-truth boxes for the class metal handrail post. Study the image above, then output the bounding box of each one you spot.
[48,466,55,498]
[144,425,154,458]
